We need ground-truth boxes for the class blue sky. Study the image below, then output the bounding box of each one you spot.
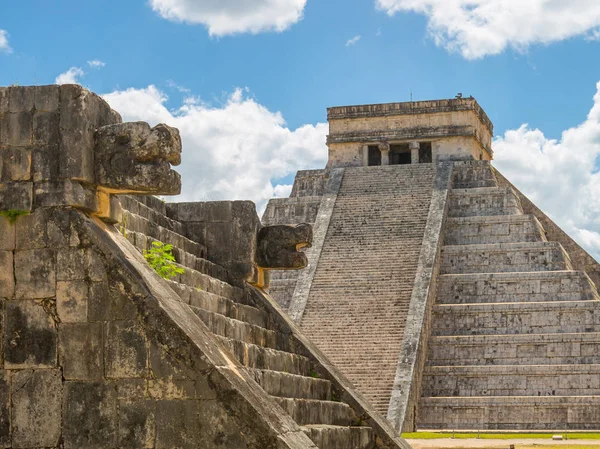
[3,0,600,256]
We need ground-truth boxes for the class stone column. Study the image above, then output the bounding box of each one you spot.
[362,144,369,166]
[379,142,390,166]
[409,141,420,164]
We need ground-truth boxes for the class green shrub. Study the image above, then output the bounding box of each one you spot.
[143,241,184,280]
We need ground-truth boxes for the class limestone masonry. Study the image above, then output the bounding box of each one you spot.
[3,85,600,448]
[264,98,600,432]
[0,85,410,449]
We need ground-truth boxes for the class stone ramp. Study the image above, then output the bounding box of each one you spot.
[418,161,600,430]
[117,194,411,449]
[295,164,436,415]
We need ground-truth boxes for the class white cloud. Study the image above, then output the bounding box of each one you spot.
[346,35,361,46]
[588,28,600,41]
[149,0,306,36]
[55,67,85,85]
[0,30,12,53]
[166,79,191,94]
[493,81,600,260]
[102,85,327,212]
[87,59,106,68]
[376,0,600,59]
[274,184,293,198]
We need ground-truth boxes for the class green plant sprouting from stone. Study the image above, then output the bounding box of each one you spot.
[0,209,30,224]
[143,241,184,280]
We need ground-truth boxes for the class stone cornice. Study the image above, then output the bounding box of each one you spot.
[327,98,493,135]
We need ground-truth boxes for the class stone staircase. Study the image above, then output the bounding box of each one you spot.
[418,161,600,430]
[117,195,385,449]
[299,164,436,415]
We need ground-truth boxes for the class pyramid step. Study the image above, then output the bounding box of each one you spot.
[422,364,600,397]
[432,300,600,336]
[167,281,266,326]
[437,271,599,304]
[441,242,572,275]
[418,396,600,430]
[302,425,374,449]
[427,332,600,366]
[162,262,248,304]
[449,187,522,217]
[444,215,546,245]
[122,211,206,259]
[451,161,498,189]
[191,307,278,348]
[215,335,310,376]
[251,370,332,400]
[127,230,236,287]
[273,397,353,426]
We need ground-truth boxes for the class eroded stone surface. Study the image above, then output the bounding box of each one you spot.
[4,300,57,368]
[11,369,62,447]
[95,122,182,195]
[256,223,312,270]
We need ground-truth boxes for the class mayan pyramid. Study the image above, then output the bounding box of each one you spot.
[0,84,411,449]
[263,97,600,431]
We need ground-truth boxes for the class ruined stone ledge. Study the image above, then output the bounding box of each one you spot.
[327,98,493,134]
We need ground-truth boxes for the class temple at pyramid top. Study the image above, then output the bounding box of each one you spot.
[326,96,493,167]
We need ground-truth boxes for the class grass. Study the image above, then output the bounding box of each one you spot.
[402,432,600,440]
[0,209,29,224]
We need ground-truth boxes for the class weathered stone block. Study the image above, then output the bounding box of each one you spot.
[118,400,156,448]
[63,381,117,449]
[105,321,148,379]
[197,399,249,448]
[149,342,189,380]
[0,251,14,298]
[8,86,35,113]
[59,322,103,380]
[88,279,137,321]
[47,208,81,247]
[15,208,48,249]
[31,146,60,182]
[32,85,59,112]
[0,148,31,181]
[256,223,312,269]
[0,182,33,211]
[56,280,88,322]
[33,110,60,145]
[4,300,56,368]
[58,85,96,182]
[34,180,97,210]
[2,112,33,147]
[155,400,201,449]
[0,371,9,446]
[11,369,62,448]
[0,217,15,250]
[94,122,182,194]
[14,249,56,298]
[0,87,7,112]
[56,248,87,280]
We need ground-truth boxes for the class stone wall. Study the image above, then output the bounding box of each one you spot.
[1,207,303,448]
